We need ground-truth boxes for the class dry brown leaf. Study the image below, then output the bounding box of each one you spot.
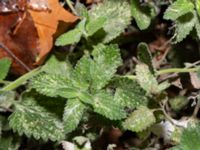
[189,72,200,89]
[0,12,39,74]
[171,78,183,89]
[0,0,78,74]
[28,0,78,64]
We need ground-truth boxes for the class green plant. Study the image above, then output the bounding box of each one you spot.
[164,0,200,42]
[2,0,200,149]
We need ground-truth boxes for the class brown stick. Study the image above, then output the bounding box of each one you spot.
[0,41,31,71]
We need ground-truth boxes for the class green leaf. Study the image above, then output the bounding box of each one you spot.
[194,11,200,39]
[32,44,122,99]
[136,64,159,94]
[42,55,72,77]
[163,0,194,20]
[0,58,11,81]
[174,12,196,43]
[93,90,126,120]
[31,73,78,98]
[71,55,92,90]
[196,0,200,17]
[78,91,93,105]
[63,98,86,133]
[55,28,82,46]
[9,93,64,141]
[86,17,106,36]
[137,42,154,72]
[0,91,15,110]
[0,135,20,150]
[123,106,156,132]
[131,0,151,30]
[91,44,122,90]
[113,77,148,108]
[178,125,200,150]
[89,0,131,43]
[75,2,89,19]
[157,81,170,92]
[169,96,188,111]
[32,72,93,104]
[55,19,86,46]
[195,19,200,39]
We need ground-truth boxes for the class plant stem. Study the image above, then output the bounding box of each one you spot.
[65,0,78,15]
[157,67,198,75]
[123,75,136,80]
[0,41,31,72]
[2,68,42,91]
[0,80,11,84]
[122,67,198,80]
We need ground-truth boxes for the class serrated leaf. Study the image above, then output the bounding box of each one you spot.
[137,42,154,72]
[0,91,15,110]
[71,55,92,90]
[0,58,11,81]
[31,94,66,118]
[93,90,126,120]
[89,0,131,43]
[123,106,156,132]
[86,17,106,36]
[31,73,78,98]
[197,0,200,17]
[91,44,122,90]
[178,125,200,150]
[32,44,122,100]
[63,98,86,133]
[75,2,89,19]
[174,12,196,43]
[78,91,93,105]
[136,64,159,94]
[194,11,200,39]
[55,28,82,46]
[195,19,200,39]
[32,72,93,104]
[55,19,86,46]
[163,0,194,20]
[9,93,64,141]
[157,81,170,92]
[113,77,148,108]
[131,0,151,30]
[42,55,72,78]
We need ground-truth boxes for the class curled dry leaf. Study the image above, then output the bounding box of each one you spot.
[0,0,78,75]
[28,0,78,64]
[189,72,200,89]
[0,12,39,74]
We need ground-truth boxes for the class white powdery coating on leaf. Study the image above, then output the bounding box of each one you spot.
[89,0,131,43]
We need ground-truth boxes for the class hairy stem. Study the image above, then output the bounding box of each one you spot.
[65,0,78,15]
[2,67,41,91]
[0,80,11,84]
[122,67,198,80]
[157,67,198,75]
[0,41,31,71]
